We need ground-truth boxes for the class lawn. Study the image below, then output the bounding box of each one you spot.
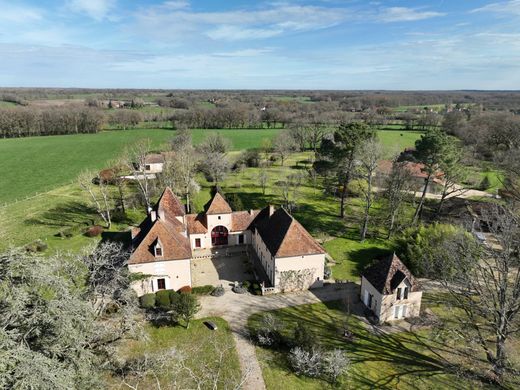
[248,299,498,389]
[0,128,281,204]
[106,317,242,389]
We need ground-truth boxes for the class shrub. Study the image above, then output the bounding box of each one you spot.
[255,313,285,347]
[232,285,247,294]
[192,285,214,295]
[288,346,323,378]
[35,240,48,252]
[178,286,192,294]
[237,149,261,167]
[139,293,156,309]
[85,225,104,237]
[155,290,172,309]
[293,322,316,351]
[211,286,225,297]
[168,289,179,304]
[242,281,251,290]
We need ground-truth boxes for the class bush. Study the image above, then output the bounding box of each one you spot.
[255,313,285,347]
[242,281,251,290]
[85,225,104,237]
[237,149,261,167]
[155,290,172,309]
[168,289,179,304]
[211,286,225,297]
[293,322,316,351]
[178,285,192,294]
[232,285,247,294]
[25,240,48,253]
[192,285,214,295]
[288,346,323,378]
[139,293,156,309]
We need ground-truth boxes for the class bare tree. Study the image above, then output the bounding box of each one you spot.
[78,170,113,229]
[257,168,269,195]
[163,129,199,212]
[198,132,231,186]
[274,131,296,166]
[356,138,383,241]
[383,159,414,238]
[426,205,520,383]
[125,139,155,212]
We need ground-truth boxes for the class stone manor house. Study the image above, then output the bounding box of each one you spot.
[128,188,326,295]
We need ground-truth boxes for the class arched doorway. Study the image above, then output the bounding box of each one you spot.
[211,225,228,246]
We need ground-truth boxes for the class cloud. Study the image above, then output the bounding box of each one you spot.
[67,0,117,21]
[0,1,43,23]
[471,0,520,15]
[133,2,348,41]
[377,7,445,22]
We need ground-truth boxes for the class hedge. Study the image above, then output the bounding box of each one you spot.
[192,285,214,295]
[178,286,192,294]
[139,293,156,309]
[156,290,173,308]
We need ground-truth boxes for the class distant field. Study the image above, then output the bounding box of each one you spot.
[0,128,280,204]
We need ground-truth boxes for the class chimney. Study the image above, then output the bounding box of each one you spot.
[249,209,254,215]
[269,205,275,217]
[150,210,157,222]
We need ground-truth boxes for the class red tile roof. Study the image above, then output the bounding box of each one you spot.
[377,160,443,180]
[129,219,191,265]
[232,210,260,231]
[156,187,185,217]
[186,213,207,234]
[204,192,232,215]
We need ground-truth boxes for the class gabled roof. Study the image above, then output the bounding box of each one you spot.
[145,153,165,164]
[362,253,419,295]
[186,213,208,234]
[129,219,191,265]
[255,207,325,258]
[156,187,185,217]
[232,210,260,231]
[204,192,232,215]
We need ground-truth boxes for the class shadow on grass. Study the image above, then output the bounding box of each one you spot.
[101,230,132,248]
[350,247,394,278]
[249,300,493,389]
[225,191,277,210]
[293,203,345,237]
[25,201,97,228]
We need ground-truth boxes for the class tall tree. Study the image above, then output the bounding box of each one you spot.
[274,131,297,166]
[78,170,114,229]
[412,128,450,225]
[125,139,156,212]
[164,129,199,212]
[198,132,231,186]
[425,206,520,383]
[356,138,383,241]
[383,159,414,238]
[436,140,467,217]
[314,122,375,218]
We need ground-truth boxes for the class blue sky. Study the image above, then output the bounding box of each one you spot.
[1,0,519,89]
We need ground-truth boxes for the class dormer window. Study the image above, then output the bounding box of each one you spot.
[155,240,163,257]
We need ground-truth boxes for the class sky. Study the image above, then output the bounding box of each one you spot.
[1,0,520,90]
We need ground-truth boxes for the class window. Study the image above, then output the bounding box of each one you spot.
[403,287,409,299]
[368,293,373,308]
[397,287,402,300]
[145,164,151,171]
[195,238,201,248]
[394,305,400,319]
[238,234,244,244]
[218,216,221,220]
[157,278,166,290]
[155,246,163,257]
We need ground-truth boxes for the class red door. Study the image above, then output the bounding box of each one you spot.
[211,226,228,246]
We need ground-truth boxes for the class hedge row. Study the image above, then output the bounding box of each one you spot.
[139,285,218,309]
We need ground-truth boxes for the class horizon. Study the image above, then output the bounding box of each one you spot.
[1,0,520,89]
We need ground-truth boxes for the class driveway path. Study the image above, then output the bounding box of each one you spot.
[196,283,360,390]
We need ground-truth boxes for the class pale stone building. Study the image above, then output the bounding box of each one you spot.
[360,253,422,323]
[128,188,326,295]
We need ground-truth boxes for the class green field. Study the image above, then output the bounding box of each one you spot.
[0,128,281,204]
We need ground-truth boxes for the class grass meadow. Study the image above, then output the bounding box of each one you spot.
[0,128,281,204]
[247,297,505,389]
